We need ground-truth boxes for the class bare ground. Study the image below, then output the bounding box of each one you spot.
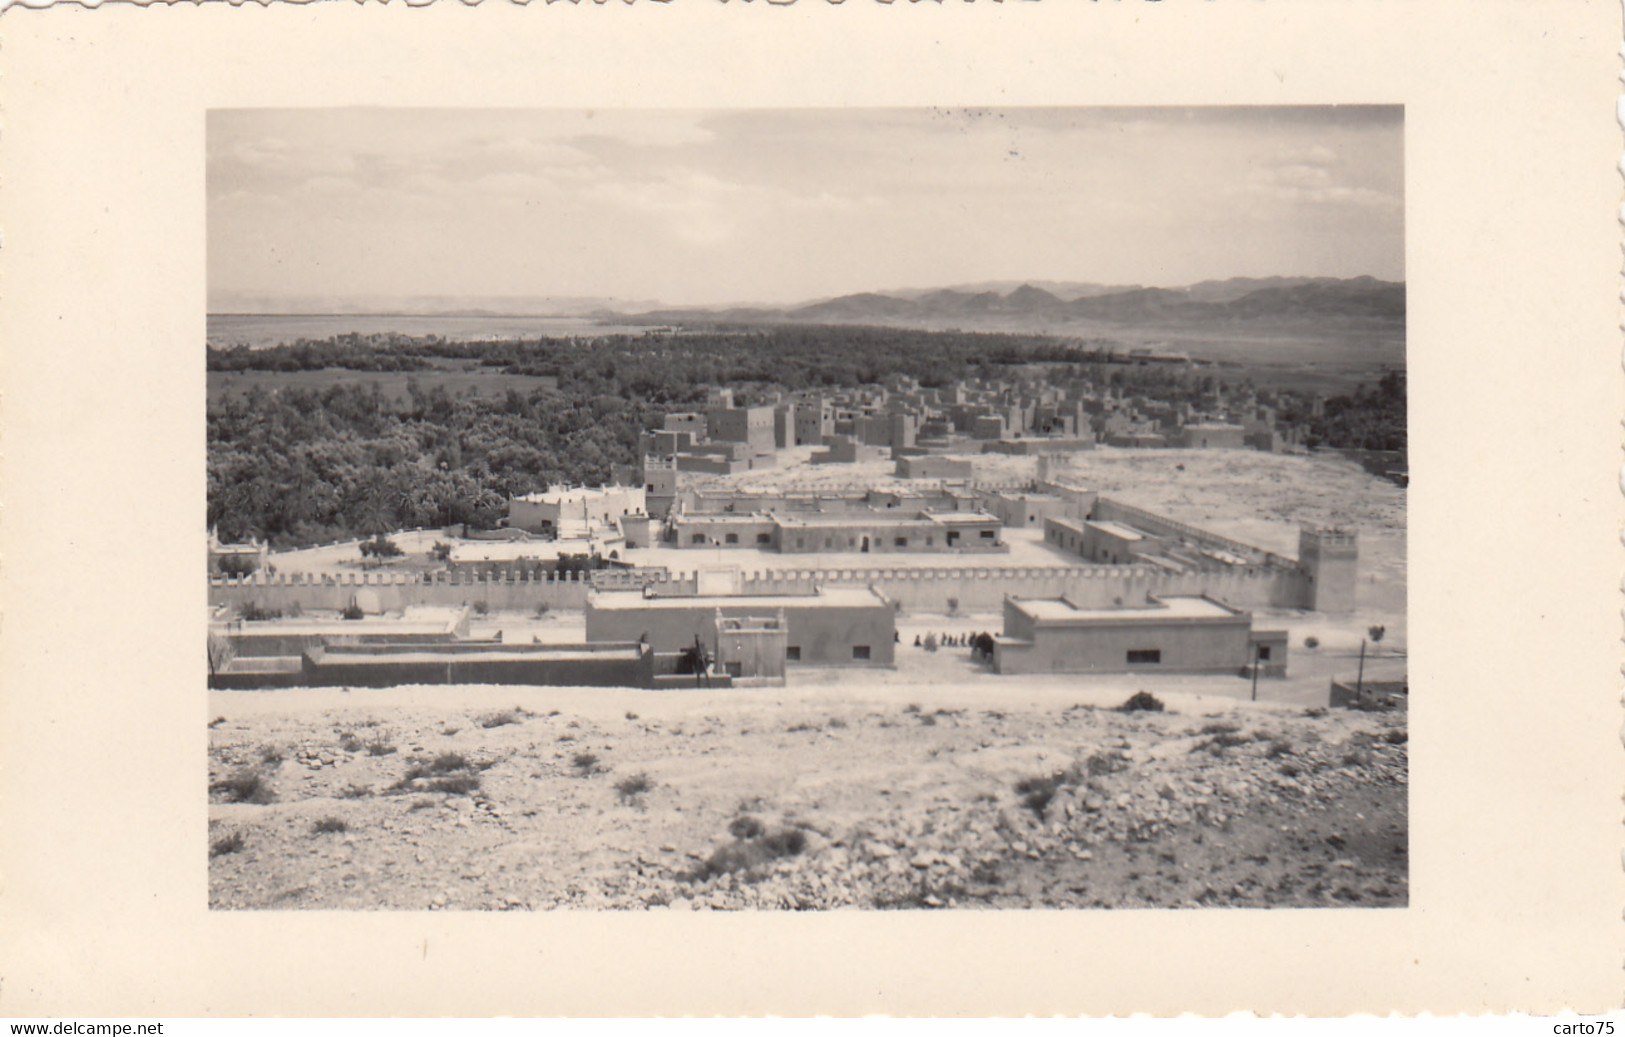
[208,686,1406,911]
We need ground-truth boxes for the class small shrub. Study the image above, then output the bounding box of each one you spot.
[480,710,519,729]
[827,717,848,729]
[337,732,363,753]
[625,711,639,721]
[365,735,397,757]
[701,820,808,877]
[340,601,365,621]
[946,597,960,615]
[424,774,479,795]
[1086,751,1127,777]
[614,773,653,804]
[1199,722,1240,736]
[918,713,937,727]
[472,600,490,617]
[408,797,436,811]
[209,831,245,858]
[572,752,600,773]
[1302,707,1328,719]
[239,601,282,622]
[217,554,259,578]
[533,602,550,618]
[428,752,469,773]
[1304,635,1320,649]
[338,783,372,800]
[728,815,766,839]
[1195,732,1251,754]
[259,745,284,765]
[903,703,922,714]
[359,534,403,559]
[1014,772,1068,817]
[312,817,349,834]
[211,769,274,804]
[1118,691,1165,713]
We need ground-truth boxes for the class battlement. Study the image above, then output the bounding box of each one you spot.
[1297,525,1359,613]
[1300,526,1359,553]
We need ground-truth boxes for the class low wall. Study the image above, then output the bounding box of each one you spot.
[303,642,654,689]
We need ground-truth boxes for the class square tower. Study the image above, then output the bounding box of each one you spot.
[1299,526,1359,614]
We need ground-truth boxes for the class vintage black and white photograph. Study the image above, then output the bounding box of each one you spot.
[204,106,1408,912]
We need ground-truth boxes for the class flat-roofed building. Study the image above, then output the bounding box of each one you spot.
[1081,518,1166,565]
[984,490,1074,528]
[707,404,776,457]
[663,412,708,439]
[774,510,1003,554]
[508,485,645,538]
[894,455,974,480]
[585,586,895,667]
[668,507,1005,553]
[993,594,1265,675]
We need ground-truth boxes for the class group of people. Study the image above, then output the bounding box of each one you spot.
[912,631,995,656]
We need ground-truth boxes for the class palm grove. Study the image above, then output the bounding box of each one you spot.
[207,325,1405,548]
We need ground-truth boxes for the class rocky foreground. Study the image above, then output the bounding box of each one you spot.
[208,691,1407,910]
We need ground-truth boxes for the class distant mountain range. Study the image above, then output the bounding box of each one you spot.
[619,276,1405,330]
[213,277,1404,336]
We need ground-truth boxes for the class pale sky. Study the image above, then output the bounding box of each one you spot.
[208,107,1404,310]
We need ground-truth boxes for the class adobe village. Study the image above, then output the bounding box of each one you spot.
[207,106,1405,910]
[207,373,1407,911]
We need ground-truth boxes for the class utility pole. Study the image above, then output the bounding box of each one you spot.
[1250,642,1260,702]
[1355,638,1367,700]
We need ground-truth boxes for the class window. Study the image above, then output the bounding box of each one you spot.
[796,537,805,549]
[895,537,908,548]
[852,645,871,661]
[926,536,934,546]
[724,661,743,678]
[724,533,739,544]
[647,484,655,493]
[757,533,772,545]
[980,529,996,540]
[786,645,801,661]
[1256,645,1271,661]
[1126,649,1161,665]
[691,533,705,545]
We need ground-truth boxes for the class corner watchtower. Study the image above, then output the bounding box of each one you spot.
[1299,526,1358,614]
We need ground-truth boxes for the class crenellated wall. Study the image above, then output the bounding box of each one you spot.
[210,562,1309,614]
[209,569,598,612]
